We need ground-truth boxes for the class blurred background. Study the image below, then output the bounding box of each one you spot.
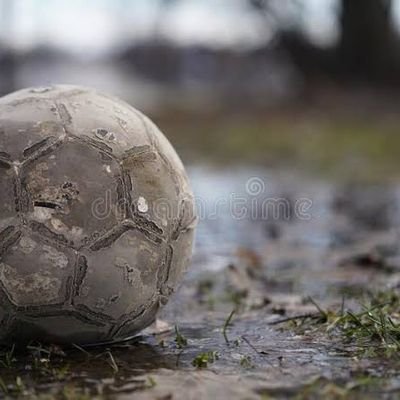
[2,0,400,279]
[1,0,400,178]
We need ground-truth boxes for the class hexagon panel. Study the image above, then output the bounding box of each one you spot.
[0,233,74,307]
[143,115,192,196]
[58,91,152,158]
[74,229,166,320]
[0,98,64,161]
[164,229,195,293]
[123,152,181,238]
[22,137,123,248]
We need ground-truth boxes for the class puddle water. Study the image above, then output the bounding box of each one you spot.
[189,166,400,295]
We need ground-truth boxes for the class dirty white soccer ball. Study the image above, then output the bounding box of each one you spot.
[0,85,196,344]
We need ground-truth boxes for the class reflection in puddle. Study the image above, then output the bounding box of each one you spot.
[188,166,400,296]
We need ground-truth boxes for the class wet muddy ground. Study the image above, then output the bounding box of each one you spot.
[1,167,400,399]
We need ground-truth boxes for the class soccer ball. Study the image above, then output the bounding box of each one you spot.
[0,85,196,344]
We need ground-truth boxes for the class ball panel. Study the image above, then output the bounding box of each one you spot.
[112,298,159,341]
[23,138,123,248]
[0,98,65,161]
[74,229,166,320]
[0,233,74,307]
[164,228,195,294]
[123,152,181,238]
[143,116,192,196]
[55,91,152,158]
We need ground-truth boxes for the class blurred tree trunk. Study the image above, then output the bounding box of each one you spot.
[338,0,399,82]
[250,0,400,85]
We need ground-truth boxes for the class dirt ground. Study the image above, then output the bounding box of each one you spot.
[1,164,400,399]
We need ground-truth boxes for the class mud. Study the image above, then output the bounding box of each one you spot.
[1,167,400,399]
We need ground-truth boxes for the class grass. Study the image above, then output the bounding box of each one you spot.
[0,344,15,368]
[145,376,157,389]
[174,325,188,349]
[282,291,400,358]
[160,111,400,182]
[191,351,219,368]
[335,293,400,357]
[104,350,119,374]
[222,309,236,344]
[239,355,254,369]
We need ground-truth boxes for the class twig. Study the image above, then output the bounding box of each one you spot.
[308,296,328,319]
[268,313,319,325]
[72,343,91,356]
[240,336,274,367]
[241,336,261,354]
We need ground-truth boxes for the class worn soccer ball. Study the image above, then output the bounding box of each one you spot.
[0,85,196,344]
